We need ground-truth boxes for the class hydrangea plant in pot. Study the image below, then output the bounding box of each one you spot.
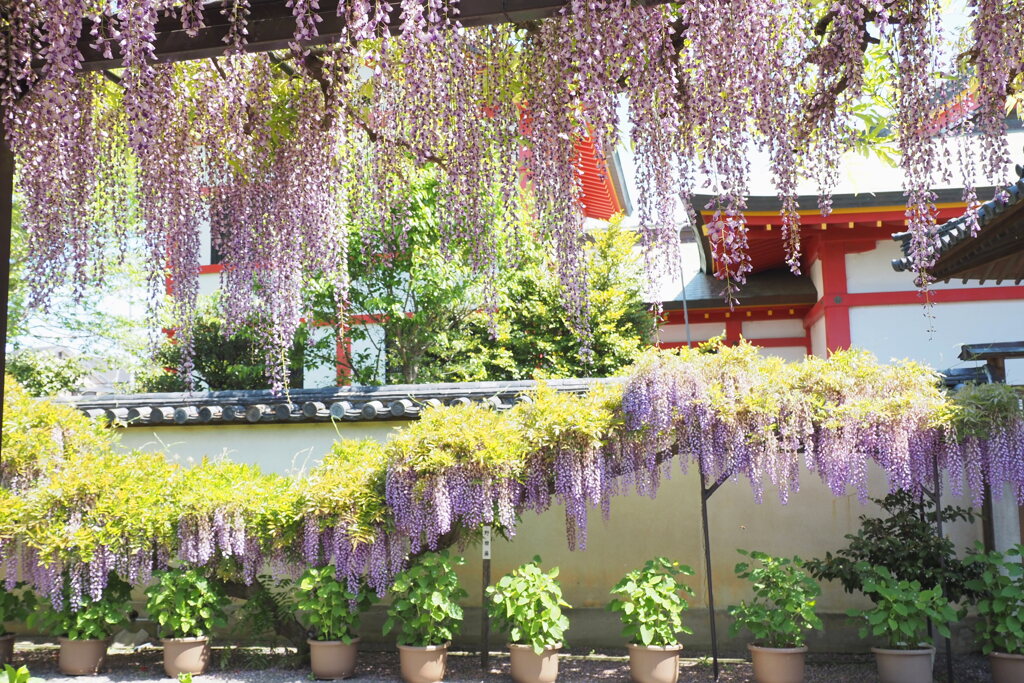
[145,568,229,678]
[28,574,132,675]
[848,564,959,683]
[486,557,570,683]
[728,550,823,683]
[0,584,35,667]
[965,544,1024,683]
[384,551,467,683]
[607,557,694,683]
[296,566,376,680]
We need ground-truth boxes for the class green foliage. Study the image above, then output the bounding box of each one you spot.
[847,564,959,649]
[965,544,1024,655]
[607,557,694,648]
[29,575,132,640]
[6,350,88,397]
[511,382,621,461]
[2,664,42,683]
[804,491,980,604]
[0,585,35,636]
[301,440,389,547]
[145,569,230,639]
[728,550,823,649]
[230,576,299,648]
[296,567,375,643]
[486,557,571,654]
[950,383,1024,441]
[383,551,467,647]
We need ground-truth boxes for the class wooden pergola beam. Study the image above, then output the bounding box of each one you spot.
[75,0,581,71]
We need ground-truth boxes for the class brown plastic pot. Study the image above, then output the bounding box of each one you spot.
[308,638,360,680]
[747,644,807,683]
[990,651,1024,683]
[626,643,681,683]
[508,644,560,683]
[162,637,211,678]
[0,634,13,667]
[871,646,934,683]
[58,637,109,675]
[397,643,448,683]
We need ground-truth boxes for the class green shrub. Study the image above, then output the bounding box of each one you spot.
[384,551,467,647]
[296,567,375,643]
[487,557,570,654]
[145,569,229,639]
[2,664,42,683]
[28,575,132,640]
[847,564,959,649]
[608,557,694,648]
[728,550,823,648]
[0,585,35,636]
[965,544,1024,655]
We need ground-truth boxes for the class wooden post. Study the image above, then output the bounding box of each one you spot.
[481,525,492,671]
[0,108,14,429]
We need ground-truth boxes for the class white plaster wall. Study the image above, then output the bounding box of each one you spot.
[759,346,808,363]
[657,321,726,344]
[847,240,1024,293]
[809,258,824,299]
[198,271,220,297]
[304,326,339,389]
[351,323,386,381]
[810,318,826,357]
[742,318,805,339]
[848,300,1024,370]
[199,219,212,266]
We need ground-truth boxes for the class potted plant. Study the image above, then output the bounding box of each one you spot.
[383,551,467,683]
[486,557,570,683]
[607,557,694,683]
[965,544,1024,683]
[728,550,823,683]
[296,566,376,679]
[0,584,34,667]
[145,568,229,678]
[28,574,132,675]
[848,564,959,683]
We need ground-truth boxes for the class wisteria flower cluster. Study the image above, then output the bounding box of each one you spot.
[2,1,1021,382]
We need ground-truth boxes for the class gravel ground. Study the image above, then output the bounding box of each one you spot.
[9,642,995,682]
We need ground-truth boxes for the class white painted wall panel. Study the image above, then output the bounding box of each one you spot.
[809,258,824,299]
[847,240,1023,294]
[303,326,338,389]
[742,319,805,339]
[657,322,726,344]
[810,318,826,357]
[198,272,220,297]
[755,346,807,362]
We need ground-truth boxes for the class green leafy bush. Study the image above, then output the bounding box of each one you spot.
[0,585,35,636]
[847,564,959,649]
[296,567,375,643]
[383,551,467,647]
[486,557,571,654]
[805,491,980,603]
[608,557,694,648]
[965,544,1024,655]
[28,575,132,640]
[728,550,823,648]
[3,664,42,683]
[145,569,229,639]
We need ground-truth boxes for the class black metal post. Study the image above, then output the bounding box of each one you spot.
[1,107,14,429]
[481,525,492,671]
[932,456,954,683]
[699,459,720,681]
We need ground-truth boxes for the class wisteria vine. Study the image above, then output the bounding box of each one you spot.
[2,1,1022,385]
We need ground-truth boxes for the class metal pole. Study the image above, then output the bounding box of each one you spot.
[481,525,492,671]
[699,460,720,681]
[0,107,14,429]
[932,456,954,683]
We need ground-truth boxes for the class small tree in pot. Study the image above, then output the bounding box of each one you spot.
[487,557,570,683]
[296,566,376,680]
[607,558,694,683]
[145,568,229,678]
[728,550,822,683]
[965,544,1024,683]
[384,551,467,683]
[848,564,959,683]
[0,584,34,666]
[28,574,132,676]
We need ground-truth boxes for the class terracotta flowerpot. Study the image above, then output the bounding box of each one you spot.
[58,637,109,675]
[397,643,448,683]
[0,633,13,667]
[162,636,211,678]
[626,643,681,683]
[990,651,1024,683]
[871,646,934,683]
[308,638,360,680]
[747,644,807,683]
[508,644,560,683]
